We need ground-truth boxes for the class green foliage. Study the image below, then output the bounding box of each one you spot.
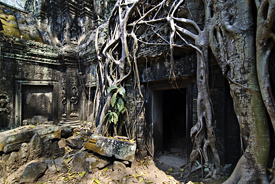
[106,85,127,125]
[79,171,86,177]
[107,110,119,124]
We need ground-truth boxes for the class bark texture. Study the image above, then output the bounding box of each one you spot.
[209,0,270,183]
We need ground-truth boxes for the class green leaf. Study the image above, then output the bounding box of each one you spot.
[118,87,126,96]
[121,107,126,114]
[139,178,144,182]
[79,171,86,177]
[113,113,118,124]
[93,178,100,184]
[107,85,118,93]
[117,98,124,112]
[111,93,117,107]
[104,167,108,172]
[146,181,154,183]
[109,113,114,123]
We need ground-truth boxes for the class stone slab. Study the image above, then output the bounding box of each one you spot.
[84,135,136,162]
[0,125,61,152]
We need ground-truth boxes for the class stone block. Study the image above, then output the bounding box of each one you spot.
[113,161,126,171]
[61,126,73,138]
[45,159,56,172]
[54,157,68,173]
[85,154,110,172]
[72,152,87,172]
[84,135,136,162]
[3,142,22,153]
[0,160,6,178]
[29,133,43,160]
[33,125,61,140]
[19,162,47,184]
[0,125,61,152]
[66,135,84,149]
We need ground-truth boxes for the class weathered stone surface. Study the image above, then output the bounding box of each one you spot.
[61,126,73,138]
[113,161,126,171]
[66,135,84,149]
[19,162,47,184]
[0,160,6,178]
[122,160,130,166]
[29,133,43,160]
[0,127,34,152]
[2,154,10,162]
[42,138,51,157]
[72,152,87,172]
[6,152,18,172]
[51,141,65,158]
[43,138,65,158]
[84,136,136,162]
[3,142,22,153]
[45,159,56,172]
[33,125,61,140]
[54,157,68,173]
[0,125,61,152]
[18,143,29,165]
[58,138,66,148]
[85,154,110,172]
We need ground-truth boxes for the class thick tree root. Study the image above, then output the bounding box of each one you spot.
[223,153,269,184]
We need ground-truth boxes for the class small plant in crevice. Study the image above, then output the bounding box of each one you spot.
[105,85,126,136]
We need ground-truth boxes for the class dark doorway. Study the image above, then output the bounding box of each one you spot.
[22,85,53,123]
[163,89,186,152]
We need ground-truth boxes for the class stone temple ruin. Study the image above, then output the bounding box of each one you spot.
[0,0,243,183]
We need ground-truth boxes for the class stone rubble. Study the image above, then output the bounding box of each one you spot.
[0,123,138,183]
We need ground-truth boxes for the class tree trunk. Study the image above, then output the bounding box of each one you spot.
[209,0,270,183]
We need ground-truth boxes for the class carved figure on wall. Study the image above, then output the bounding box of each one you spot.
[61,87,67,117]
[70,86,79,117]
[18,143,29,164]
[0,94,10,114]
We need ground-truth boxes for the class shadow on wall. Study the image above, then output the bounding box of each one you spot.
[0,20,3,31]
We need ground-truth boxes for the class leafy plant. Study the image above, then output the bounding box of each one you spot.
[106,85,127,125]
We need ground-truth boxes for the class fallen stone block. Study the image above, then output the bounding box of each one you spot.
[0,125,61,152]
[61,126,73,138]
[72,152,87,172]
[29,133,43,160]
[45,159,56,172]
[19,162,47,184]
[0,160,6,178]
[3,142,22,153]
[84,135,136,162]
[54,157,68,173]
[113,161,126,171]
[66,135,84,149]
[85,154,111,172]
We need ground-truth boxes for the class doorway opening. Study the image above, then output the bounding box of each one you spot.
[152,87,188,177]
[163,89,186,153]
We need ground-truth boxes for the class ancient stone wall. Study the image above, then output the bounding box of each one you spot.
[0,1,241,171]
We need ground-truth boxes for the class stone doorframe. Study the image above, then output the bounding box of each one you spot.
[147,77,194,160]
[15,80,59,127]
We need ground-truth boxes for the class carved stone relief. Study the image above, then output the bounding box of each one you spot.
[70,86,79,117]
[0,94,10,114]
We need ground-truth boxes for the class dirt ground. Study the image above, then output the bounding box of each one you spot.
[32,155,226,184]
